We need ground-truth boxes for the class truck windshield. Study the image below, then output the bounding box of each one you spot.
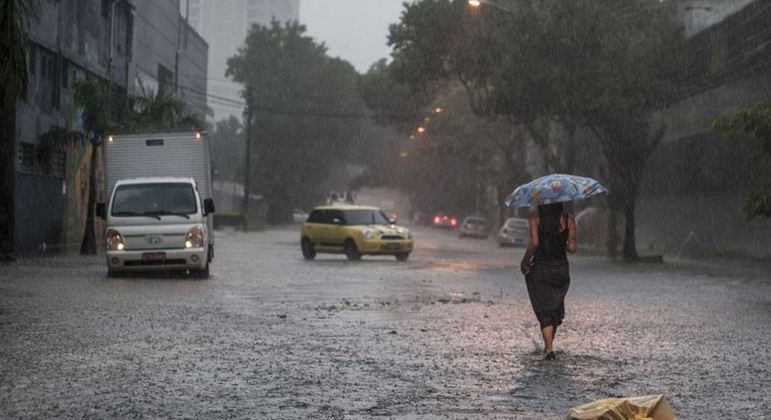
[111,183,197,217]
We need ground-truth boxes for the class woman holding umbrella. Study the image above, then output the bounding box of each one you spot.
[505,174,607,361]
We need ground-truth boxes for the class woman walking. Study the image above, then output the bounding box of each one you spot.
[520,202,577,360]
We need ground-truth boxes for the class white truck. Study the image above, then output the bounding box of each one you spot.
[96,132,215,278]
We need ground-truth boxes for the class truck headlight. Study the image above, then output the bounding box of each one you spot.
[106,229,125,251]
[362,228,379,239]
[186,225,205,248]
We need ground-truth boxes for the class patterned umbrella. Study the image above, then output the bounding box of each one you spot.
[504,174,608,208]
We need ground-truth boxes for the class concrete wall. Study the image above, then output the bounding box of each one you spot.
[132,0,208,119]
[15,174,66,254]
[677,0,756,37]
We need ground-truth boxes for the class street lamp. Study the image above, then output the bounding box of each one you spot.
[467,0,514,13]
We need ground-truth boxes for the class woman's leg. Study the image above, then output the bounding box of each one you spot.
[541,324,555,353]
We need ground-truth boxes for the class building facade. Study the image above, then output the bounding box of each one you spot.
[642,0,771,258]
[14,0,208,253]
[179,0,300,122]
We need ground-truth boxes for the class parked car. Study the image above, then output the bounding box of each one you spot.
[498,217,530,247]
[432,212,458,229]
[300,205,414,261]
[292,208,309,223]
[458,216,489,239]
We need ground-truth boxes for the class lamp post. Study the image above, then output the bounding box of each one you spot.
[467,0,514,13]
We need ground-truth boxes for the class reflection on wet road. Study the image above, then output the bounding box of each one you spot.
[1,226,770,418]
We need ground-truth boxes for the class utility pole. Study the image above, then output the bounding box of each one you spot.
[242,86,253,231]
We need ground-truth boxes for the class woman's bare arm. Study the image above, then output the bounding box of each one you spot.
[520,213,540,274]
[566,215,577,253]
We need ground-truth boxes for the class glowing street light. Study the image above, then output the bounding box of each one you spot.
[417,126,426,133]
[467,0,514,13]
[434,107,443,113]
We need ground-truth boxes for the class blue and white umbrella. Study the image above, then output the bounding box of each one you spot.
[504,174,608,208]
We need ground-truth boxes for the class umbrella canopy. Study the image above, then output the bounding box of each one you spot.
[505,174,608,208]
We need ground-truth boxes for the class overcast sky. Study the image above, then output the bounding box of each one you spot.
[299,0,406,74]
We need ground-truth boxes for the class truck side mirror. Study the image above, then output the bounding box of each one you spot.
[96,203,106,219]
[203,198,215,216]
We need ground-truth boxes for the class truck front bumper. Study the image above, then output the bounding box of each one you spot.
[106,248,208,271]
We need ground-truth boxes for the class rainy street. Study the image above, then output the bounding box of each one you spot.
[1,226,769,419]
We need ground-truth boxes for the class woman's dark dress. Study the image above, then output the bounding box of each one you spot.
[525,220,570,329]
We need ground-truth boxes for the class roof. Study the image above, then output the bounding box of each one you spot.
[312,205,381,211]
[115,177,197,186]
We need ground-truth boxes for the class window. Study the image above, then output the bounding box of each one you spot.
[18,143,35,173]
[342,210,390,226]
[52,150,66,178]
[308,210,325,224]
[157,64,174,95]
[112,183,198,217]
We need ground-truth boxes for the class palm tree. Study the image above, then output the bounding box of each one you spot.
[72,79,201,255]
[0,0,37,261]
[72,78,117,255]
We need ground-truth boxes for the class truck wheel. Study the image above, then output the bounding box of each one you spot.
[395,252,410,262]
[192,264,210,279]
[301,237,316,260]
[344,239,361,261]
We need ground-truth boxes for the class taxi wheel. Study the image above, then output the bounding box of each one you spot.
[395,252,410,262]
[344,239,361,261]
[301,237,316,260]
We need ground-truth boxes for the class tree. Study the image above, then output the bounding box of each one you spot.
[71,78,201,255]
[387,0,686,261]
[714,102,771,220]
[209,116,244,185]
[0,0,37,261]
[227,21,364,223]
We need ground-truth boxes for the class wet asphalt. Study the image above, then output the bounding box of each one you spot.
[1,226,770,419]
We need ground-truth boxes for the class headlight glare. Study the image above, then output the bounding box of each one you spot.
[106,229,125,251]
[186,225,205,248]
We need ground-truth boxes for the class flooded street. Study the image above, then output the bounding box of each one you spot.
[0,227,769,418]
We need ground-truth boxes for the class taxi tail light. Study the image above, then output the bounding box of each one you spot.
[451,218,457,226]
[433,216,441,224]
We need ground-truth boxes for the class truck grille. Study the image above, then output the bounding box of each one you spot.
[124,259,187,267]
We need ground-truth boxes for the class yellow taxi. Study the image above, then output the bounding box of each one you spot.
[300,205,414,261]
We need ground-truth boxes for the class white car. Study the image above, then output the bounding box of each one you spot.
[498,217,530,247]
[458,216,488,239]
[293,208,309,223]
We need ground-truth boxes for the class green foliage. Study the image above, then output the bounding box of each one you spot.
[227,21,364,222]
[0,0,37,102]
[360,59,433,133]
[124,87,202,133]
[72,77,202,139]
[209,116,244,183]
[714,102,771,220]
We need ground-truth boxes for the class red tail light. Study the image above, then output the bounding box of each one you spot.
[434,216,441,224]
[450,218,457,226]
